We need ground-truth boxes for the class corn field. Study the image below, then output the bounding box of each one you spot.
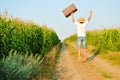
[0,16,60,58]
[0,15,60,80]
[86,28,120,54]
[64,28,120,54]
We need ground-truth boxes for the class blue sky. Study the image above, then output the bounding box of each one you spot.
[0,0,120,40]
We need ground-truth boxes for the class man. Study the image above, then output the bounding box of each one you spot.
[71,10,93,61]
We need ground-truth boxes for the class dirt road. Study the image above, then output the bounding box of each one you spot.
[55,43,120,80]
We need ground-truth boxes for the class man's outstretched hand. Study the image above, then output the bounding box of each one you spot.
[88,10,93,22]
[90,10,93,15]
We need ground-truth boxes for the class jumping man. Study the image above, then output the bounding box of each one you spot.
[71,10,93,61]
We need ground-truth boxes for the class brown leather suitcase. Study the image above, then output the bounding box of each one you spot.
[63,3,77,18]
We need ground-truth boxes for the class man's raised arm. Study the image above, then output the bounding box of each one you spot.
[88,10,93,22]
[71,13,75,23]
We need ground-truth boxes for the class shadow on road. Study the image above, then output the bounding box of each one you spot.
[84,47,101,62]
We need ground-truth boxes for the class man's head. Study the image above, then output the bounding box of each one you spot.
[77,17,85,23]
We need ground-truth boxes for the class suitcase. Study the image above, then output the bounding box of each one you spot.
[62,3,77,18]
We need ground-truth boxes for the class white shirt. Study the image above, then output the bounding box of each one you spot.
[74,20,88,37]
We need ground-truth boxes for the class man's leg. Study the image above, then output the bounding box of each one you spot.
[83,48,87,60]
[82,37,87,60]
[77,48,81,61]
[77,37,82,61]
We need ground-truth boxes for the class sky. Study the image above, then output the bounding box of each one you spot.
[0,0,120,40]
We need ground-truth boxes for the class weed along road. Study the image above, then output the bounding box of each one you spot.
[55,43,120,80]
